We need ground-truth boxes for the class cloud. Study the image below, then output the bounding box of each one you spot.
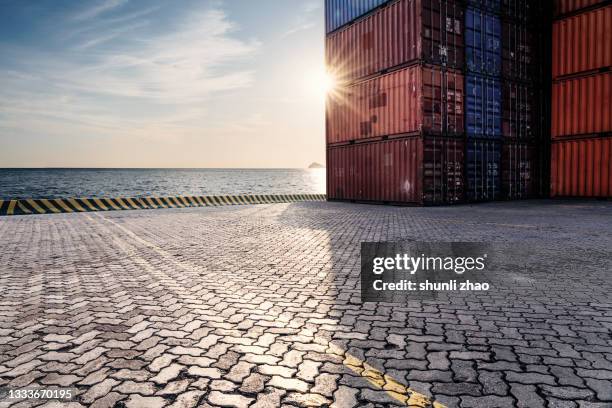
[72,0,128,21]
[0,4,261,139]
[280,1,321,38]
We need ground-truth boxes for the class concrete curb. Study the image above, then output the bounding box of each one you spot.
[0,194,327,216]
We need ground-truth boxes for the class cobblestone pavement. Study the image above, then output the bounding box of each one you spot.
[0,200,611,408]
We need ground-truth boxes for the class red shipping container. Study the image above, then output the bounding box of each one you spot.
[325,0,464,84]
[554,0,608,18]
[551,136,612,197]
[326,136,464,205]
[552,5,612,79]
[326,66,464,144]
[501,142,539,199]
[502,19,539,82]
[551,71,612,138]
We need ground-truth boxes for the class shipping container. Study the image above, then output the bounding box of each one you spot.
[326,136,464,204]
[502,19,539,81]
[502,0,533,22]
[551,71,612,138]
[465,7,502,75]
[325,0,464,84]
[502,81,540,139]
[326,65,464,144]
[466,139,502,200]
[467,0,502,12]
[325,0,389,34]
[466,74,502,138]
[551,136,611,197]
[552,5,612,79]
[553,0,608,18]
[501,142,539,198]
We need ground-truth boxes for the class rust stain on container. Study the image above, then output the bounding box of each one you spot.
[325,0,464,84]
[552,5,612,79]
[551,136,612,197]
[327,136,464,205]
[551,71,612,138]
[326,65,464,144]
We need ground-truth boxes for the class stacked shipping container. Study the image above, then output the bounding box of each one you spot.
[326,0,467,205]
[550,2,612,197]
[325,0,555,205]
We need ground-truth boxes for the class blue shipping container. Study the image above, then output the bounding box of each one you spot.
[465,7,502,75]
[325,0,388,34]
[466,139,501,201]
[466,74,502,138]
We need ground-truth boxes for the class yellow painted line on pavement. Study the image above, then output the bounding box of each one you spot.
[40,199,61,213]
[343,352,446,408]
[177,196,190,207]
[26,199,46,214]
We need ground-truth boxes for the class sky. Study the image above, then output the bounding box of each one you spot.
[0,0,326,168]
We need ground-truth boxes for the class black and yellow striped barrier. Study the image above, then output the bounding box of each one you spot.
[0,194,327,216]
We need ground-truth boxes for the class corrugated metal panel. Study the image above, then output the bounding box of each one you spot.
[326,66,464,144]
[467,0,502,12]
[552,5,612,79]
[553,0,608,18]
[502,142,538,199]
[551,136,612,197]
[326,136,464,204]
[325,0,389,34]
[465,7,502,75]
[502,20,539,82]
[466,139,502,200]
[551,71,612,138]
[325,0,464,84]
[502,81,540,139]
[502,0,535,22]
[466,74,502,138]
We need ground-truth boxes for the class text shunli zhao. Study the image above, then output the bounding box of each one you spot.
[371,254,490,292]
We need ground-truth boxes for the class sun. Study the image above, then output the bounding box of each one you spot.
[321,71,336,94]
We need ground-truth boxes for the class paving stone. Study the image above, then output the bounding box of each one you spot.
[252,387,286,408]
[89,391,126,408]
[167,390,205,408]
[284,392,332,407]
[81,378,119,403]
[207,390,253,408]
[584,378,612,401]
[1,201,611,408]
[114,380,157,395]
[151,364,185,384]
[124,395,168,408]
[269,376,309,392]
[240,373,268,394]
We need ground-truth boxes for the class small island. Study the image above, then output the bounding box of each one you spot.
[308,162,324,169]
